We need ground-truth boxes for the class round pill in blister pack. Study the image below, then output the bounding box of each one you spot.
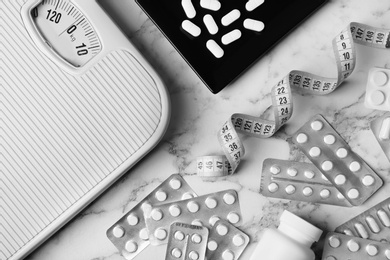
[106,174,197,260]
[292,114,383,206]
[322,232,390,260]
[206,219,250,260]
[144,189,242,246]
[260,158,351,207]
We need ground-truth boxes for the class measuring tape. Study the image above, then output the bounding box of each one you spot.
[197,22,390,177]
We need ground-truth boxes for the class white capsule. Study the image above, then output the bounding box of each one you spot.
[182,0,196,18]
[182,20,201,37]
[221,29,241,45]
[245,0,264,11]
[221,9,241,26]
[203,14,218,35]
[200,0,221,11]
[243,18,264,32]
[379,117,390,140]
[206,39,224,58]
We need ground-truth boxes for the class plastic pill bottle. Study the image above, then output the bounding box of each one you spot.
[249,210,323,260]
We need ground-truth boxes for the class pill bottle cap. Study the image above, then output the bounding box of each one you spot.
[278,210,323,247]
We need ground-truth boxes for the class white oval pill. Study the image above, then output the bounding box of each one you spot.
[296,133,308,143]
[245,0,264,11]
[206,39,224,58]
[370,90,385,105]
[336,147,348,158]
[349,161,361,172]
[171,248,182,258]
[155,228,167,240]
[151,209,163,221]
[378,209,390,227]
[233,234,245,247]
[311,120,323,131]
[181,0,196,19]
[347,240,360,252]
[324,134,336,145]
[386,249,390,259]
[192,233,202,243]
[203,14,218,35]
[366,216,380,233]
[329,236,341,248]
[169,204,181,217]
[287,167,298,176]
[174,231,185,241]
[270,165,281,174]
[182,20,201,37]
[366,244,379,256]
[373,70,388,86]
[348,189,359,199]
[127,214,139,226]
[200,0,221,11]
[362,175,375,186]
[227,212,240,224]
[223,193,236,205]
[139,228,149,240]
[355,223,369,238]
[113,226,125,238]
[379,117,390,140]
[303,187,313,196]
[322,161,333,171]
[285,185,296,194]
[221,9,240,26]
[170,178,182,189]
[208,240,218,251]
[222,250,235,260]
[155,190,168,202]
[221,29,242,45]
[243,18,264,32]
[344,229,354,236]
[189,251,200,260]
[268,183,279,193]
[309,147,321,157]
[334,174,346,185]
[216,224,229,236]
[125,240,138,253]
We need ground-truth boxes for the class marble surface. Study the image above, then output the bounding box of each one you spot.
[27,0,390,259]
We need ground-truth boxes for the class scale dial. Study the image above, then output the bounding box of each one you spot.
[32,0,102,67]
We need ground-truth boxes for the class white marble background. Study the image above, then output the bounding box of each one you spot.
[27,0,390,259]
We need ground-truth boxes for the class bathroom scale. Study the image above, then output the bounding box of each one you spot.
[0,0,170,259]
[136,0,328,93]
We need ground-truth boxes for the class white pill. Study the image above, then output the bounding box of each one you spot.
[233,234,245,247]
[200,0,221,11]
[334,174,346,185]
[139,228,149,240]
[370,90,385,105]
[329,236,341,248]
[221,9,241,26]
[203,14,218,35]
[349,161,361,172]
[208,240,218,251]
[189,251,200,260]
[321,174,329,181]
[311,120,323,131]
[205,197,218,208]
[322,161,333,171]
[151,209,163,221]
[243,18,264,32]
[245,0,264,11]
[113,226,125,238]
[309,147,321,157]
[268,183,279,193]
[366,216,380,233]
[182,192,195,200]
[347,240,360,252]
[155,190,167,202]
[221,29,242,45]
[348,189,359,199]
[270,165,281,174]
[355,223,369,238]
[182,20,201,37]
[216,224,229,236]
[336,147,348,158]
[171,248,182,258]
[320,189,331,199]
[192,233,202,243]
[378,209,390,227]
[209,216,221,226]
[192,219,203,226]
[223,193,236,205]
[362,175,375,186]
[125,240,138,253]
[303,187,313,196]
[324,134,336,145]
[206,39,224,58]
[227,212,240,224]
[379,117,390,140]
[174,231,185,241]
[155,228,167,240]
[187,201,200,213]
[386,249,390,260]
[296,133,308,143]
[285,185,296,194]
[169,204,181,217]
[337,192,345,200]
[287,168,298,176]
[170,178,182,189]
[366,244,379,256]
[182,0,196,19]
[222,250,235,260]
[127,214,139,226]
[373,70,388,86]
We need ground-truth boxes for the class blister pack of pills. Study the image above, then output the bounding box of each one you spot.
[364,68,390,111]
[260,159,351,207]
[370,113,390,162]
[106,174,197,260]
[335,196,390,242]
[165,222,209,260]
[206,219,250,260]
[321,232,390,260]
[143,189,242,245]
[135,0,327,93]
[292,114,383,206]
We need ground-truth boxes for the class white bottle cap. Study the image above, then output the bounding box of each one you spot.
[278,210,323,246]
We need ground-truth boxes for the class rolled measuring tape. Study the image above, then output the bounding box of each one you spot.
[197,22,390,177]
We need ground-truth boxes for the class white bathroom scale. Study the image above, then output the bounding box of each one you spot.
[0,0,170,259]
